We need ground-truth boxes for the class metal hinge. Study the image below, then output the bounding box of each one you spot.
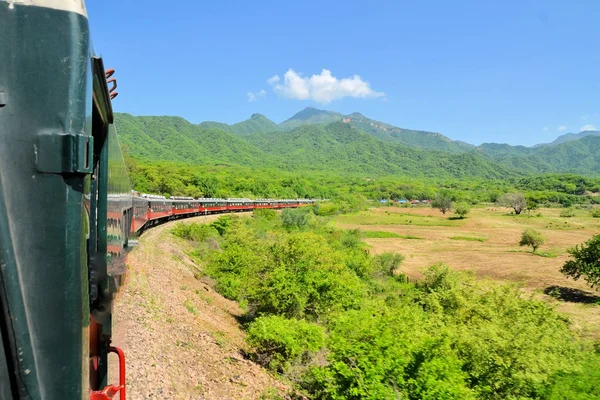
[36,133,94,174]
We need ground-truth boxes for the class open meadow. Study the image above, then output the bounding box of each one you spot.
[335,205,600,337]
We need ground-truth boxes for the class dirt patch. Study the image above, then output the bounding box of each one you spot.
[110,214,286,399]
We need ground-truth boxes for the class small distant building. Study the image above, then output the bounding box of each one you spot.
[397,199,408,204]
[380,199,388,204]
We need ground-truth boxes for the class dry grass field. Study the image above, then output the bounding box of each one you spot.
[335,206,600,337]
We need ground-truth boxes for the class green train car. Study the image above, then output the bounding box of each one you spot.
[0,1,128,398]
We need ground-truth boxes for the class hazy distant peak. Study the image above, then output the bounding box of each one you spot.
[534,130,600,147]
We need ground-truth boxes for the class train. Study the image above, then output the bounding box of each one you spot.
[0,1,315,398]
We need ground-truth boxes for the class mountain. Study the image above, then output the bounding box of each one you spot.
[278,107,343,130]
[199,113,279,135]
[278,107,473,153]
[114,109,600,177]
[115,113,517,179]
[245,122,515,179]
[341,112,474,153]
[534,130,600,147]
[114,113,269,166]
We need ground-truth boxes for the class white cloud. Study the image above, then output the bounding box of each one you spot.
[267,75,280,85]
[542,127,549,131]
[558,126,567,131]
[267,68,385,104]
[247,89,266,102]
[580,124,597,131]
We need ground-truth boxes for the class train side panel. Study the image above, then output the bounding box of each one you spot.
[0,2,93,397]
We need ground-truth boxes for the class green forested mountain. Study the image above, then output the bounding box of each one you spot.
[115,111,600,178]
[278,107,343,130]
[199,113,279,135]
[114,113,268,165]
[278,107,472,153]
[343,112,475,153]
[246,122,512,178]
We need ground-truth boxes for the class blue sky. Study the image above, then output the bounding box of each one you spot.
[87,1,599,146]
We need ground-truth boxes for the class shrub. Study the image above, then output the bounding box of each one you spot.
[519,229,545,252]
[210,215,233,236]
[454,202,471,218]
[591,209,600,218]
[373,252,405,278]
[313,202,339,216]
[253,208,277,220]
[560,208,576,218]
[172,222,218,242]
[246,315,326,373]
[281,208,310,231]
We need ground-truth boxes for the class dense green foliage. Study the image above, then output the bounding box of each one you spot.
[246,315,326,372]
[177,212,599,399]
[561,234,600,288]
[520,229,545,252]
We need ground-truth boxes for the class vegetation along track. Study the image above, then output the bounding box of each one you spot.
[110,214,287,399]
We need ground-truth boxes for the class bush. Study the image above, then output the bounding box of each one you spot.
[454,202,471,218]
[560,208,576,217]
[210,215,233,236]
[246,315,326,373]
[373,252,405,278]
[313,202,339,216]
[591,209,600,218]
[281,208,310,231]
[253,208,277,220]
[519,229,545,252]
[172,222,218,242]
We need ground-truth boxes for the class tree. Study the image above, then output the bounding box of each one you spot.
[519,229,545,252]
[454,202,471,219]
[432,194,453,215]
[560,234,600,288]
[498,193,526,215]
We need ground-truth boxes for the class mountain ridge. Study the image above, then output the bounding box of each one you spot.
[114,108,600,177]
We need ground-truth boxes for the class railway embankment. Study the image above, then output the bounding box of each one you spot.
[110,214,286,399]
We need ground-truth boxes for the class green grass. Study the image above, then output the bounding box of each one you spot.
[362,231,424,239]
[338,212,456,227]
[184,299,197,315]
[362,231,401,238]
[450,236,487,242]
[506,249,559,258]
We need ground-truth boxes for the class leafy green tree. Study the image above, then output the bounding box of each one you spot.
[519,229,545,252]
[432,194,453,214]
[454,202,470,218]
[498,192,526,214]
[561,234,600,288]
